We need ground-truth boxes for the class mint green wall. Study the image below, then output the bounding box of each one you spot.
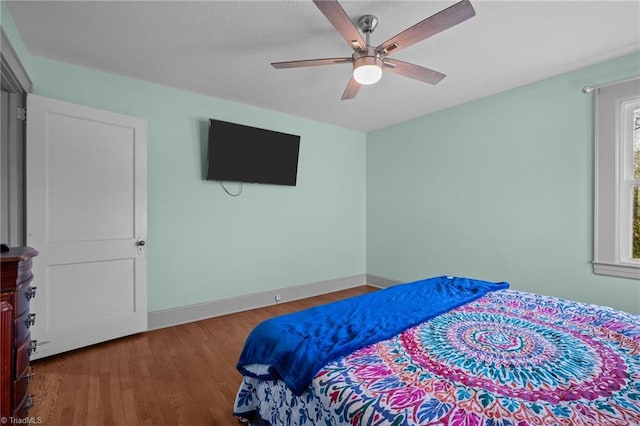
[28,57,366,311]
[367,52,640,314]
[2,7,366,311]
[1,1,30,75]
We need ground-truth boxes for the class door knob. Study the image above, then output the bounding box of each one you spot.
[137,240,146,246]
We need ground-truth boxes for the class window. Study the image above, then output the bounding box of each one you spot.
[627,107,640,258]
[593,77,640,279]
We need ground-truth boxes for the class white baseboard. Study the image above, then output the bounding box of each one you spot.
[148,274,368,330]
[366,274,401,288]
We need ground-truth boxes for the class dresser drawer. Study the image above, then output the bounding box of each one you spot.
[14,281,35,318]
[14,310,35,346]
[14,334,32,380]
[13,368,31,410]
[2,279,34,319]
[13,391,33,419]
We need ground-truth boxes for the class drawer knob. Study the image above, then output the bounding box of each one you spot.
[25,394,35,413]
[29,339,38,355]
[25,313,36,328]
[25,286,37,301]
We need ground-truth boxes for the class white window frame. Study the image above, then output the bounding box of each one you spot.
[593,77,640,279]
[618,100,640,262]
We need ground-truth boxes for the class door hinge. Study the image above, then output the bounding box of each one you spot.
[17,106,26,121]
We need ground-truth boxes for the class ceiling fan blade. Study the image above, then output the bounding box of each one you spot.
[271,57,352,69]
[377,0,475,55]
[313,0,367,51]
[383,58,445,85]
[341,76,361,100]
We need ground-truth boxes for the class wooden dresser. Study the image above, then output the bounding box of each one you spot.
[1,247,38,420]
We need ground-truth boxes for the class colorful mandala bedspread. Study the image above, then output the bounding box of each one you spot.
[233,289,640,425]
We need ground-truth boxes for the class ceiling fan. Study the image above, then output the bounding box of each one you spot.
[271,0,476,100]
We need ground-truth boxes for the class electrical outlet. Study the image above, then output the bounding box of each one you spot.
[275,294,281,302]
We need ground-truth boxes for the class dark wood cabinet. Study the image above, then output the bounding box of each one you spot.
[1,247,38,420]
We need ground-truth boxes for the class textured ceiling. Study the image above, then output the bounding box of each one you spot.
[6,0,640,131]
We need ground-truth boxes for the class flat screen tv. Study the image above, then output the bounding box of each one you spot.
[206,119,300,186]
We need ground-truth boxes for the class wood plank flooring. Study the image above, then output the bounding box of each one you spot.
[29,285,377,426]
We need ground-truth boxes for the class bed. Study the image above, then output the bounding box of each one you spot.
[233,276,640,425]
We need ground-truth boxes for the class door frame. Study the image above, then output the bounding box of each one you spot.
[1,26,32,246]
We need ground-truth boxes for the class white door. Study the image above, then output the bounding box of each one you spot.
[26,94,147,359]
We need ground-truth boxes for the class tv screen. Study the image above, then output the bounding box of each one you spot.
[206,119,300,186]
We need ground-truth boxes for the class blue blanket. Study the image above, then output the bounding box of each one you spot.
[236,276,509,395]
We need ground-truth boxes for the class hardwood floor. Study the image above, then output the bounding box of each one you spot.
[29,285,377,425]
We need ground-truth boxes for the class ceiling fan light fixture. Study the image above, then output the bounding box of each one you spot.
[352,50,383,85]
[273,0,476,99]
